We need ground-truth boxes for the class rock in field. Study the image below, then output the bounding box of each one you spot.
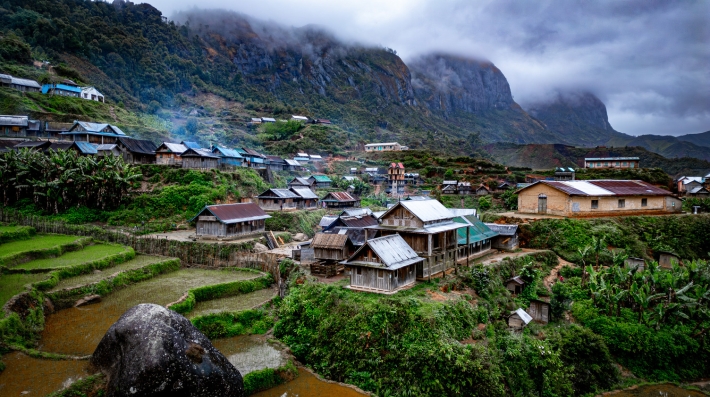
[293,233,308,242]
[91,303,243,397]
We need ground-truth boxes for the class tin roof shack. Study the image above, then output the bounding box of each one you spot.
[1,74,40,92]
[242,148,267,169]
[657,251,681,269]
[475,185,490,196]
[290,187,319,210]
[486,223,519,251]
[191,203,270,239]
[527,299,551,324]
[288,177,316,191]
[625,257,645,271]
[505,276,525,295]
[310,233,355,277]
[324,214,379,232]
[342,235,421,293]
[0,115,30,138]
[309,174,332,188]
[516,180,682,217]
[321,192,360,209]
[155,142,187,166]
[285,159,304,171]
[454,215,497,261]
[43,122,73,140]
[508,308,533,330]
[257,188,300,212]
[213,147,244,168]
[266,155,287,171]
[117,137,157,164]
[366,200,464,280]
[61,121,127,144]
[181,148,219,170]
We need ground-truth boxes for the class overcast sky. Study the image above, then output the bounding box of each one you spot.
[146,0,709,137]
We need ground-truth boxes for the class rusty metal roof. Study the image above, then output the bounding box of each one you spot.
[191,203,271,224]
[322,192,357,202]
[339,215,379,228]
[312,233,349,249]
[519,180,672,197]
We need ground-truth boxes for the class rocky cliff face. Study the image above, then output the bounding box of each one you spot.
[409,54,515,114]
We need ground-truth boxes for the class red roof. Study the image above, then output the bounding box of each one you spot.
[390,162,404,168]
[193,203,270,224]
[323,191,358,202]
[523,180,671,197]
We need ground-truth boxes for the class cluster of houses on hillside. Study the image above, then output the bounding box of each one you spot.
[1,73,104,102]
[676,175,710,197]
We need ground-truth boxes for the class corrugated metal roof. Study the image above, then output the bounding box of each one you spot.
[158,142,187,154]
[356,235,422,269]
[485,223,518,236]
[511,308,532,325]
[46,142,75,152]
[292,115,309,121]
[312,233,349,249]
[455,215,498,244]
[397,200,453,223]
[75,121,126,135]
[442,180,457,185]
[585,157,639,161]
[182,148,219,158]
[213,147,244,159]
[0,115,29,126]
[688,186,709,194]
[96,144,117,151]
[339,216,379,228]
[310,175,332,182]
[285,159,301,166]
[118,137,157,155]
[242,148,266,158]
[449,209,477,217]
[334,228,366,246]
[191,203,270,224]
[289,177,312,186]
[365,142,398,147]
[319,215,339,227]
[372,211,386,219]
[290,187,318,199]
[75,142,98,154]
[341,208,372,217]
[310,155,323,160]
[11,77,40,88]
[520,180,672,197]
[258,188,299,198]
[182,141,201,149]
[261,117,276,122]
[506,276,525,285]
[323,192,357,202]
[14,141,50,149]
[297,152,309,157]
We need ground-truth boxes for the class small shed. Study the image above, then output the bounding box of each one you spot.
[309,174,332,188]
[441,184,458,195]
[476,185,490,196]
[505,276,525,295]
[341,234,422,293]
[321,191,360,209]
[117,137,157,164]
[256,188,300,211]
[181,148,220,169]
[508,308,533,329]
[526,299,551,324]
[625,257,645,271]
[486,223,519,251]
[191,203,271,238]
[312,233,355,262]
[285,159,303,171]
[657,251,681,269]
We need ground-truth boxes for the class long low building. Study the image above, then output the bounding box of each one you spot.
[516,180,682,217]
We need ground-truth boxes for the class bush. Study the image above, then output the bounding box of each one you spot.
[169,272,273,314]
[191,309,274,339]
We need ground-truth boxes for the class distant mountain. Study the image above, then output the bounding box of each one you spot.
[606,134,710,162]
[676,131,710,149]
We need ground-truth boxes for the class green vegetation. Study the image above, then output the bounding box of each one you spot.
[265,210,326,237]
[45,373,105,397]
[243,361,298,395]
[0,272,48,315]
[0,225,35,244]
[0,235,86,266]
[14,244,129,271]
[188,288,276,318]
[192,309,275,339]
[168,271,273,314]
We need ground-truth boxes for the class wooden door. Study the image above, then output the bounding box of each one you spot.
[538,194,547,214]
[376,270,387,290]
[354,267,364,286]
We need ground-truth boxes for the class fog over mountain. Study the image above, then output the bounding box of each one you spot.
[144,0,710,137]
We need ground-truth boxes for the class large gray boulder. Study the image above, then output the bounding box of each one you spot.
[91,304,243,397]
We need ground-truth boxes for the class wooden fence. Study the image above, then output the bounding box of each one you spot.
[0,208,282,279]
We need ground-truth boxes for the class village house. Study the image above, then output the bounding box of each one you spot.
[294,152,310,163]
[212,147,244,168]
[455,182,471,195]
[288,177,316,191]
[486,223,520,251]
[321,191,360,209]
[285,159,303,171]
[310,233,355,277]
[181,147,220,170]
[309,154,323,162]
[191,203,270,238]
[453,214,497,261]
[341,234,422,293]
[266,155,287,171]
[554,167,576,181]
[61,121,127,144]
[365,200,464,280]
[96,144,121,157]
[387,162,405,196]
[323,213,379,232]
[0,74,40,92]
[41,79,82,98]
[80,86,105,102]
[584,157,640,169]
[309,174,332,188]
[505,276,525,295]
[364,142,408,152]
[290,187,319,210]
[688,186,710,197]
[261,117,276,123]
[475,185,490,196]
[291,115,309,122]
[256,188,300,211]
[677,176,704,196]
[43,121,74,140]
[241,148,267,169]
[0,115,31,138]
[516,180,682,217]
[155,142,187,165]
[404,173,421,185]
[116,137,157,164]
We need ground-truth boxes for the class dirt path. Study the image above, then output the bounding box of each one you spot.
[476,248,545,265]
[544,257,574,291]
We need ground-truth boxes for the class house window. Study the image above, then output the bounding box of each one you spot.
[642,198,647,207]
[618,199,625,208]
[615,162,619,166]
[591,200,599,209]
[623,162,627,166]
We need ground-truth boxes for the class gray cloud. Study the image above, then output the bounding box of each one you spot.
[143,0,710,136]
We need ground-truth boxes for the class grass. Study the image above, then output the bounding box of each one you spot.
[0,235,80,259]
[13,244,127,271]
[0,226,24,233]
[187,288,276,319]
[48,254,169,292]
[0,273,48,317]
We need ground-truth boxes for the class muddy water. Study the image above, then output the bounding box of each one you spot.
[40,269,259,356]
[212,334,286,375]
[0,352,90,396]
[605,383,707,396]
[49,254,168,292]
[253,368,369,397]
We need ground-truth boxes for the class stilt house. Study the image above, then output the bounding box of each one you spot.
[310,233,355,277]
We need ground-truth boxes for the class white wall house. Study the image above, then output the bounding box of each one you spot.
[80,86,104,103]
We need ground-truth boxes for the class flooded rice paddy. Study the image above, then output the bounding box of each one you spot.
[0,273,48,316]
[40,268,260,356]
[14,244,127,270]
[253,368,369,397]
[0,235,80,258]
[605,383,707,396]
[188,287,276,318]
[49,255,169,292]
[0,352,90,396]
[213,334,286,375]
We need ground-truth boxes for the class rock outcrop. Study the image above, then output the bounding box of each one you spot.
[91,304,243,397]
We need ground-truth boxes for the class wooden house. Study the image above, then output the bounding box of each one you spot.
[96,144,121,157]
[321,192,360,209]
[527,299,551,324]
[116,137,157,164]
[475,185,490,196]
[43,122,73,140]
[288,177,316,192]
[365,200,463,280]
[457,182,472,195]
[266,155,287,171]
[290,187,319,210]
[41,79,81,98]
[0,74,40,92]
[0,115,30,138]
[485,223,519,251]
[285,159,304,171]
[508,308,533,330]
[323,214,379,232]
[497,181,513,190]
[181,148,220,170]
[658,251,680,269]
[441,184,458,195]
[341,234,422,293]
[256,188,300,211]
[212,147,244,168]
[505,276,525,295]
[625,257,645,271]
[309,174,332,188]
[310,233,355,277]
[241,148,267,169]
[61,121,127,144]
[155,142,187,165]
[453,214,497,261]
[191,203,270,238]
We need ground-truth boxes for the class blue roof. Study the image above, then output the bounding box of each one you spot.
[182,141,201,149]
[74,142,98,154]
[213,146,243,159]
[41,84,82,94]
[235,148,247,154]
[251,157,264,163]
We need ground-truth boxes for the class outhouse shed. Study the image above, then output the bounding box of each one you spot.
[505,276,525,295]
[508,308,533,330]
